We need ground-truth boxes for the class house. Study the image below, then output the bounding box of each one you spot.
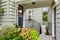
[23,8,43,34]
[23,8,43,27]
[48,0,60,40]
[0,0,16,26]
[0,0,60,40]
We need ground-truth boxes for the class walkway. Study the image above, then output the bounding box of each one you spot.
[39,33,52,40]
[39,25,52,40]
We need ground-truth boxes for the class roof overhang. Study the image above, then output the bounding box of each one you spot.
[16,0,54,9]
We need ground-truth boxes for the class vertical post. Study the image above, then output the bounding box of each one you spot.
[7,0,9,23]
[16,5,18,25]
[23,9,25,28]
[54,7,56,40]
[15,0,17,24]
[52,7,56,40]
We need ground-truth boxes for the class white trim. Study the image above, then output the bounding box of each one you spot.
[7,0,9,23]
[15,1,17,24]
[16,5,18,24]
[52,8,55,37]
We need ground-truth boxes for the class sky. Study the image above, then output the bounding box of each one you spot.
[43,7,49,11]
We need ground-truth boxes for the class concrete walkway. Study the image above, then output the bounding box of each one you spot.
[39,33,52,40]
[39,25,52,40]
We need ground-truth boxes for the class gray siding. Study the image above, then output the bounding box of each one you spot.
[25,20,40,35]
[0,0,16,26]
[0,0,7,26]
[56,2,60,40]
[48,8,52,35]
[8,0,16,24]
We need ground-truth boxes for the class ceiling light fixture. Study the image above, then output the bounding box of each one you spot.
[32,2,36,5]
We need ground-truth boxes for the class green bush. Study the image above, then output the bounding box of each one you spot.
[7,29,23,40]
[0,24,23,40]
[19,28,39,40]
[45,25,49,35]
[0,6,4,13]
[0,24,39,40]
[0,23,16,36]
[29,29,38,40]
[0,29,23,40]
[43,11,48,21]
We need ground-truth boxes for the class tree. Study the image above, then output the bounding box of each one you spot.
[43,11,48,22]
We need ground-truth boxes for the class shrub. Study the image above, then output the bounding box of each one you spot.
[14,23,20,28]
[29,29,39,40]
[20,28,39,40]
[0,6,4,13]
[0,23,16,36]
[45,24,49,35]
[0,24,38,40]
[43,11,48,22]
[0,24,23,40]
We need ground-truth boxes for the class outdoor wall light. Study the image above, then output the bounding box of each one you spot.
[32,2,36,5]
[28,10,32,21]
[29,10,31,13]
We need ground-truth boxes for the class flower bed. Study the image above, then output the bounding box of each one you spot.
[0,24,39,40]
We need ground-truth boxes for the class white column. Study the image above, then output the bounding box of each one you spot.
[15,0,18,23]
[16,5,18,24]
[52,8,55,37]
[23,8,26,27]
[7,0,9,23]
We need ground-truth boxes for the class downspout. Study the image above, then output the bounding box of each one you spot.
[52,0,57,40]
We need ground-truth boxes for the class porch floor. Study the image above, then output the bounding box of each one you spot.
[39,33,52,40]
[39,25,52,40]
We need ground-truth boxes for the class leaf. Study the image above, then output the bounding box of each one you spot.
[0,7,4,13]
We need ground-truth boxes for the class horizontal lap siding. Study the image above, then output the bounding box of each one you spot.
[0,0,16,26]
[8,0,15,24]
[48,9,52,34]
[56,2,60,40]
[0,0,7,26]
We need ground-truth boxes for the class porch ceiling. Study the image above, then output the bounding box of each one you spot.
[16,0,53,9]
